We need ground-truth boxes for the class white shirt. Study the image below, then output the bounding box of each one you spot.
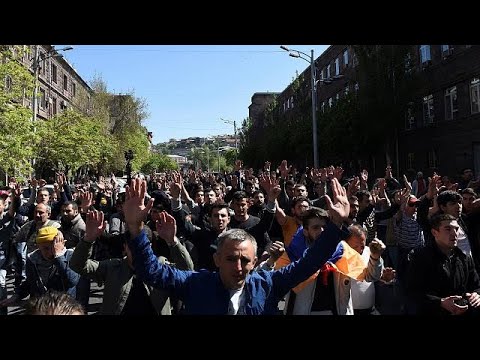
[351,247,376,310]
[456,226,471,257]
[228,287,245,315]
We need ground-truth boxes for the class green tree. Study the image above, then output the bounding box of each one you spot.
[141,153,178,173]
[0,45,36,178]
[77,75,151,174]
[35,109,110,174]
[223,148,237,168]
[353,45,419,165]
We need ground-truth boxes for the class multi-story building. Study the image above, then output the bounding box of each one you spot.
[249,45,480,180]
[400,45,480,180]
[23,45,93,119]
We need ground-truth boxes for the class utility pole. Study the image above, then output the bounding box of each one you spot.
[220,118,237,159]
[31,45,40,172]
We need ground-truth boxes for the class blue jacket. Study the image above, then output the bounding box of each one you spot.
[128,221,347,315]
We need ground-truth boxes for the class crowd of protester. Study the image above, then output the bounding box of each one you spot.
[0,160,479,315]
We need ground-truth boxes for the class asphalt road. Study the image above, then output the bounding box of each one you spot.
[5,273,103,315]
[4,274,400,315]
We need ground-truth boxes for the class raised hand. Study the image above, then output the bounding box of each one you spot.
[53,231,66,257]
[334,166,344,181]
[264,161,271,173]
[347,176,360,197]
[123,178,154,236]
[369,238,386,260]
[79,191,93,213]
[360,169,368,184]
[426,174,441,200]
[85,210,107,242]
[156,211,177,245]
[403,174,412,192]
[268,177,281,202]
[279,160,289,179]
[266,241,285,266]
[169,171,182,199]
[324,178,350,227]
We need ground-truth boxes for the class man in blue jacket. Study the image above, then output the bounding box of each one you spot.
[122,177,350,315]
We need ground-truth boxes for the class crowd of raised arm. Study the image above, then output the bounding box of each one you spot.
[0,161,478,315]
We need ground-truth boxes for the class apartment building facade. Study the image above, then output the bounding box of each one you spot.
[22,45,93,119]
[249,45,480,180]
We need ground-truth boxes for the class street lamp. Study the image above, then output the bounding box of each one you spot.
[280,45,319,168]
[220,118,237,159]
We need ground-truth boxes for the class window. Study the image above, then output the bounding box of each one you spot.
[343,49,349,67]
[40,88,46,109]
[407,153,415,170]
[345,86,349,96]
[52,97,57,115]
[445,86,458,120]
[326,64,331,79]
[354,82,359,92]
[441,45,449,53]
[405,105,415,130]
[419,45,431,64]
[404,52,412,74]
[335,58,340,76]
[336,93,340,101]
[352,51,358,67]
[422,94,434,124]
[51,64,57,83]
[63,74,68,91]
[40,52,46,76]
[328,97,333,107]
[470,78,480,114]
[321,102,325,113]
[290,96,294,109]
[72,82,76,97]
[428,149,438,168]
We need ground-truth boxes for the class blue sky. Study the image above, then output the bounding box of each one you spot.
[55,45,329,145]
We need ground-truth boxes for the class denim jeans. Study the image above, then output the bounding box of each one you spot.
[0,249,7,315]
[13,242,27,288]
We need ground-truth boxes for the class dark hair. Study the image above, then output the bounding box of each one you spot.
[62,201,78,211]
[232,191,248,202]
[348,195,359,202]
[301,207,329,228]
[430,213,456,230]
[252,190,264,198]
[290,196,310,209]
[356,190,371,202]
[460,188,477,197]
[208,203,230,217]
[25,291,85,315]
[285,180,295,188]
[437,190,462,208]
